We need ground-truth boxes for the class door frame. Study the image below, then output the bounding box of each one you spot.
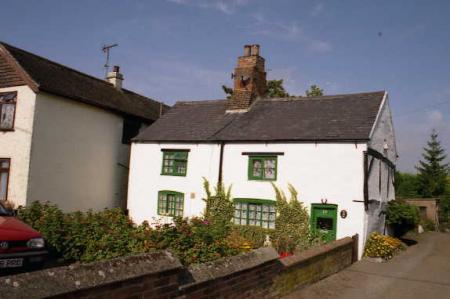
[310,203,338,241]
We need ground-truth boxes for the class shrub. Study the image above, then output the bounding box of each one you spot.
[17,201,65,254]
[148,217,243,265]
[17,202,153,262]
[364,232,405,260]
[386,200,420,237]
[271,183,318,253]
[230,225,271,249]
[420,218,436,231]
[202,178,233,229]
[61,208,152,262]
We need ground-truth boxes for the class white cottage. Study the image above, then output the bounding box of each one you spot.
[127,45,397,256]
[0,42,167,211]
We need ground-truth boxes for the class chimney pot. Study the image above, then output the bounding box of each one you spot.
[106,65,124,90]
[251,44,260,56]
[243,45,251,56]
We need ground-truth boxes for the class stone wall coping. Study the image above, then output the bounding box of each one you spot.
[0,250,182,299]
[281,237,353,267]
[184,247,279,286]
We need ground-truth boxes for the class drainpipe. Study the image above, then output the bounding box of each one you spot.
[218,142,225,185]
[363,151,369,211]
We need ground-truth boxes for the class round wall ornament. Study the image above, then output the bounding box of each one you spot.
[340,210,348,219]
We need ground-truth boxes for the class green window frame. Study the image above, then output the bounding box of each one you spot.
[233,198,276,229]
[248,156,277,181]
[161,150,188,176]
[157,190,184,217]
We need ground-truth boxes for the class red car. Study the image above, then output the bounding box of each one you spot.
[0,202,48,270]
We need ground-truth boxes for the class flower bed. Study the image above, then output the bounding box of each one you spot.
[364,232,405,260]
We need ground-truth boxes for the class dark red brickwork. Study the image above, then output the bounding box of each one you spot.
[0,48,27,88]
[227,44,267,111]
[1,236,357,299]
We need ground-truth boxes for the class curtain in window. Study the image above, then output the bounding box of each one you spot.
[0,160,9,201]
[0,104,15,129]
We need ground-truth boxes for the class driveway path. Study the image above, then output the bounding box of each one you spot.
[284,232,450,299]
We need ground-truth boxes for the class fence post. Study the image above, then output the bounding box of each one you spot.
[351,234,359,263]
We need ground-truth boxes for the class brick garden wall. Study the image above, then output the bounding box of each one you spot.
[1,236,357,299]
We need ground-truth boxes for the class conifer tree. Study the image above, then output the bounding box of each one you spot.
[416,130,449,197]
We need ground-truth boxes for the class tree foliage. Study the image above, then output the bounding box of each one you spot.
[222,80,325,99]
[305,85,324,97]
[394,171,420,198]
[267,79,290,98]
[416,130,449,197]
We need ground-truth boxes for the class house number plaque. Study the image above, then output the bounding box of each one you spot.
[340,210,348,219]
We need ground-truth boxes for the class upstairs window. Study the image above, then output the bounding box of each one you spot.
[161,150,189,176]
[0,92,17,131]
[233,198,276,229]
[248,156,277,181]
[157,191,184,217]
[0,159,10,201]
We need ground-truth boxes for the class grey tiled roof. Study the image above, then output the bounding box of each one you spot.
[134,91,385,142]
[0,42,168,121]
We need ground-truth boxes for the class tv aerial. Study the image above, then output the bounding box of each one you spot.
[102,43,118,78]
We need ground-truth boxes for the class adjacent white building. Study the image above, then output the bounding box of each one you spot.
[127,44,397,257]
[0,42,167,211]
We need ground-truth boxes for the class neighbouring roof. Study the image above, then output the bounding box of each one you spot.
[134,91,386,142]
[0,41,168,121]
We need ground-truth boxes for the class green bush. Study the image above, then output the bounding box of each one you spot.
[202,178,233,230]
[230,225,271,248]
[61,209,152,262]
[148,217,242,265]
[386,200,420,237]
[18,202,242,265]
[18,202,153,262]
[272,183,319,253]
[420,218,436,231]
[17,201,65,254]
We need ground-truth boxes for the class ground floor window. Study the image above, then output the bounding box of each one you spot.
[233,198,276,229]
[0,158,10,201]
[157,190,184,217]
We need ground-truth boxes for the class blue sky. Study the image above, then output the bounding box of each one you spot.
[1,0,449,171]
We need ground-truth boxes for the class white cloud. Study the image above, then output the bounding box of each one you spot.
[427,110,444,125]
[166,0,251,14]
[307,40,332,53]
[124,55,229,104]
[310,2,324,17]
[247,13,332,53]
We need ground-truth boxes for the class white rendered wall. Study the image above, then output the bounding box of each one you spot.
[365,95,397,238]
[127,142,221,224]
[128,141,368,255]
[28,92,130,212]
[0,86,36,207]
[222,142,367,255]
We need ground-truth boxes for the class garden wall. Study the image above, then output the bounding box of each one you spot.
[1,236,357,299]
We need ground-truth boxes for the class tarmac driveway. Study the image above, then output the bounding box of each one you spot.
[284,232,450,299]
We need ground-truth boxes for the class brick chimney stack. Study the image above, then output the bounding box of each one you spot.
[227,44,267,112]
[106,65,124,90]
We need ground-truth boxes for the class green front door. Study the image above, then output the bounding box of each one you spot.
[311,204,337,242]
